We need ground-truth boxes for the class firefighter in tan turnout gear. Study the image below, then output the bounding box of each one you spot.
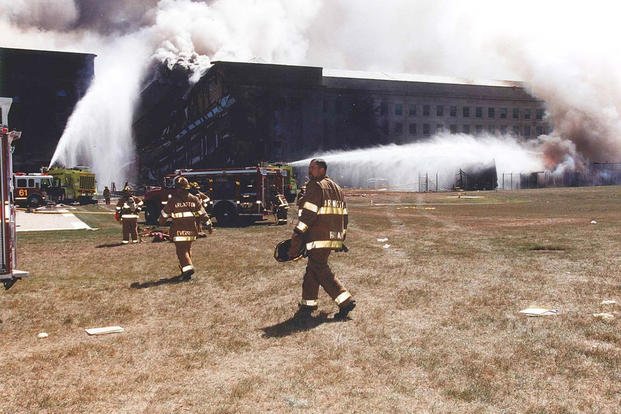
[159,176,211,280]
[116,186,143,244]
[288,159,356,319]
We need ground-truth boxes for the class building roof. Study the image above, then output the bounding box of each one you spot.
[323,68,523,88]
[0,46,96,58]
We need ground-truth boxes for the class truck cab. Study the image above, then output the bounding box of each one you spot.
[12,173,53,208]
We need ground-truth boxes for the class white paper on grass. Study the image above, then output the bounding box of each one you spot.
[593,313,615,321]
[377,237,388,242]
[519,308,559,316]
[382,244,391,249]
[601,300,617,306]
[85,326,125,335]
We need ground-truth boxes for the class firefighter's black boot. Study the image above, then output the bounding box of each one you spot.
[179,265,195,281]
[292,304,315,321]
[334,300,356,320]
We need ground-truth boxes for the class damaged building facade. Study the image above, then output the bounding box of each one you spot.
[134,61,550,183]
[0,47,95,171]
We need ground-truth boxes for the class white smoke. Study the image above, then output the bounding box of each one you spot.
[305,0,621,168]
[1,0,79,31]
[291,134,544,189]
[2,0,621,187]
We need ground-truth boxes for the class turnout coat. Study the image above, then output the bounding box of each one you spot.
[160,192,207,242]
[294,176,348,251]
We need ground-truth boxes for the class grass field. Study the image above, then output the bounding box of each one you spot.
[1,186,620,413]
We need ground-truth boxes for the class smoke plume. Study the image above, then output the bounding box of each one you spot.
[1,0,620,187]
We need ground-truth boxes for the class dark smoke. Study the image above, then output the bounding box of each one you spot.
[73,0,159,35]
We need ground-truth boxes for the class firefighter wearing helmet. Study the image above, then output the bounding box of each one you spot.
[189,181,213,237]
[159,176,211,280]
[115,185,143,244]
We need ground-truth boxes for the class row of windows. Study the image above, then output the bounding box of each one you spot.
[379,103,545,120]
[384,122,548,137]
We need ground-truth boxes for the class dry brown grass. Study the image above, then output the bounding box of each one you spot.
[1,187,620,413]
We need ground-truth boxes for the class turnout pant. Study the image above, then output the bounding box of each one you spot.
[121,218,138,243]
[175,241,194,273]
[301,249,352,309]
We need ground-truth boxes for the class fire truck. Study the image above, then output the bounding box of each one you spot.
[143,166,290,226]
[43,166,97,204]
[261,162,299,202]
[1,97,28,289]
[12,172,53,208]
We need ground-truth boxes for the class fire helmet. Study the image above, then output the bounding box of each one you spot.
[175,176,191,189]
[274,238,306,262]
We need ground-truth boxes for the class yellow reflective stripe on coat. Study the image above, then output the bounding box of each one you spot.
[160,211,169,218]
[334,291,351,305]
[317,206,347,215]
[299,299,318,307]
[121,214,139,219]
[305,240,343,250]
[173,236,196,242]
[295,221,308,232]
[302,201,318,213]
[171,211,196,218]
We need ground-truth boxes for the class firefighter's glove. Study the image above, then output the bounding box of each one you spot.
[287,233,302,258]
[206,221,213,234]
[288,234,303,259]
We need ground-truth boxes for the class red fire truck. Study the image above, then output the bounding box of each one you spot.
[0,97,28,289]
[143,166,290,226]
[12,172,53,208]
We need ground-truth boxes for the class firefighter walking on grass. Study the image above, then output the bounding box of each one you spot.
[289,158,356,319]
[116,186,143,244]
[159,176,211,280]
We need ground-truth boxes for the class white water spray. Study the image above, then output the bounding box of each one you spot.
[291,133,544,189]
[49,33,152,188]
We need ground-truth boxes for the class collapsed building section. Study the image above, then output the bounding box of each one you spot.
[134,61,550,184]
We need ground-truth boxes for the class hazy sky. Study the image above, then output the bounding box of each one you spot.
[1,0,620,185]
